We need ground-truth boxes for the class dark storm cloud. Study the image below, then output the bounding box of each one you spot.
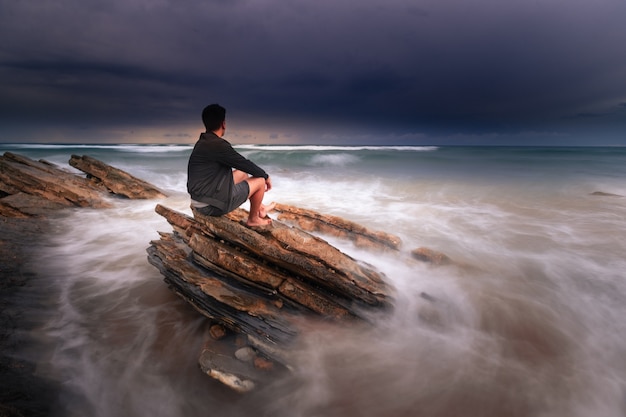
[1,0,626,143]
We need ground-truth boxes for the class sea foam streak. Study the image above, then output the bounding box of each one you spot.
[234,144,439,152]
[5,143,192,152]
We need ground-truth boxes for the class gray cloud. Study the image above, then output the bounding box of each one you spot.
[1,0,626,144]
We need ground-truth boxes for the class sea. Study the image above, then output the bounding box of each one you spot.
[2,143,626,417]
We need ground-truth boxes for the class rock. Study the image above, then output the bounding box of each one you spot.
[0,153,167,217]
[69,154,167,199]
[218,208,390,307]
[253,356,274,371]
[0,199,31,218]
[1,193,69,216]
[147,203,397,390]
[0,152,111,212]
[199,348,258,393]
[198,330,286,393]
[411,247,451,265]
[209,324,226,340]
[154,205,391,312]
[147,229,301,348]
[234,347,256,362]
[273,203,402,251]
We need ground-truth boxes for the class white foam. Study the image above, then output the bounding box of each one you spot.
[234,144,439,152]
[24,146,626,417]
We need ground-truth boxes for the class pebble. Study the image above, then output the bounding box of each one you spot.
[235,347,256,362]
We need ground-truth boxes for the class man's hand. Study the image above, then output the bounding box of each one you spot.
[265,176,273,191]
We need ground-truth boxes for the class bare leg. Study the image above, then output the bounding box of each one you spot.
[259,201,276,218]
[245,177,272,226]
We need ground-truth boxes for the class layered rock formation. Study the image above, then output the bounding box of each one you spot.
[147,204,396,391]
[0,152,167,216]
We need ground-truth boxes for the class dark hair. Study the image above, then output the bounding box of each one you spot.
[202,104,226,131]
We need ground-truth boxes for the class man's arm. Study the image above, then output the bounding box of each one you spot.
[218,140,268,179]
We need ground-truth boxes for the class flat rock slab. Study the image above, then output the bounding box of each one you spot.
[274,203,402,251]
[198,330,287,393]
[69,154,167,199]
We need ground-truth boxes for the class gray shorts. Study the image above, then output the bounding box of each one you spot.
[197,181,250,216]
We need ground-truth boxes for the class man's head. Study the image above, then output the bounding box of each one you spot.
[202,104,226,132]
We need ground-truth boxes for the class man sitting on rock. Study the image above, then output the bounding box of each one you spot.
[187,103,274,226]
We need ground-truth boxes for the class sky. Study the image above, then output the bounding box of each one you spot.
[1,0,626,146]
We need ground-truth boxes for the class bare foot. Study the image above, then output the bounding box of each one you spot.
[259,202,276,219]
[246,217,272,227]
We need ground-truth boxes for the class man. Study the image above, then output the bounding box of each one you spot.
[187,104,274,226]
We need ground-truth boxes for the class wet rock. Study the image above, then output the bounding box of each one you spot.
[148,203,398,390]
[0,152,111,213]
[411,247,452,265]
[253,356,274,371]
[1,192,69,216]
[199,348,257,393]
[273,203,402,251]
[0,199,31,218]
[69,154,167,199]
[198,331,286,393]
[209,324,226,340]
[0,152,166,217]
[234,347,256,362]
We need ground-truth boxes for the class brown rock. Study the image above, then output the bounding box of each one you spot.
[209,324,226,340]
[411,247,451,265]
[274,203,402,251]
[0,152,111,209]
[1,152,167,216]
[1,193,69,217]
[147,203,396,388]
[69,154,167,199]
[216,208,391,307]
[278,279,352,320]
[0,200,31,218]
[253,357,274,371]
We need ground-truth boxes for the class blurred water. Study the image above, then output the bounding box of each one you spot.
[4,144,626,416]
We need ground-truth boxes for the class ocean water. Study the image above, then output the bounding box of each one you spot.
[3,143,626,417]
